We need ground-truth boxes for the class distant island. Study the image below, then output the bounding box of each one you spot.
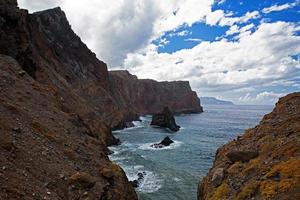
[200,97,234,105]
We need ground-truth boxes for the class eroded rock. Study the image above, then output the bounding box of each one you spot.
[226,150,259,163]
[151,107,180,132]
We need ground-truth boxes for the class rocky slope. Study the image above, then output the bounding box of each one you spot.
[198,92,300,200]
[0,54,137,199]
[109,70,202,120]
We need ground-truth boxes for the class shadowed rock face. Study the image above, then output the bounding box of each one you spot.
[0,55,137,200]
[198,92,300,200]
[151,107,181,132]
[109,70,203,119]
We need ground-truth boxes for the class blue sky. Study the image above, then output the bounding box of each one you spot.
[19,0,300,105]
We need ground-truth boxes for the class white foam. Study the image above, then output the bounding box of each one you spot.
[173,177,181,182]
[137,170,162,193]
[138,140,183,151]
[122,165,162,193]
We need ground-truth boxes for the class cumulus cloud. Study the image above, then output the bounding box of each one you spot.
[239,91,287,105]
[18,0,300,104]
[18,0,215,67]
[262,1,300,14]
[125,22,300,101]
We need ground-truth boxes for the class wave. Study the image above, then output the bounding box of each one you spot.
[138,140,183,151]
[122,165,162,193]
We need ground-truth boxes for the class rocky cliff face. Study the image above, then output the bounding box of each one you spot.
[198,93,300,200]
[0,55,137,199]
[109,70,203,120]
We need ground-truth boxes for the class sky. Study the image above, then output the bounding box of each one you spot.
[18,0,300,105]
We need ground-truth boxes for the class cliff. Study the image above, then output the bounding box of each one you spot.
[0,0,202,199]
[0,1,202,130]
[198,92,300,200]
[109,70,203,120]
[0,54,137,199]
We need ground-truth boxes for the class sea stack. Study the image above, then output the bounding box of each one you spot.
[151,107,180,132]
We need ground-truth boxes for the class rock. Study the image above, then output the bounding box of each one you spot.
[12,127,21,133]
[130,172,146,188]
[160,136,174,146]
[151,136,174,149]
[151,107,180,132]
[151,137,174,148]
[226,150,259,163]
[125,122,135,128]
[109,136,121,146]
[211,168,224,187]
[68,172,96,189]
[130,180,139,188]
[18,71,26,76]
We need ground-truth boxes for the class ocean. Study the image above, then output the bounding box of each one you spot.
[109,104,273,200]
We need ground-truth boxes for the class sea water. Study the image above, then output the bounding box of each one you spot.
[109,104,273,200]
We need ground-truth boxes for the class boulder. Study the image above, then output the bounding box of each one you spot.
[211,168,224,187]
[151,136,174,149]
[129,172,146,188]
[226,150,259,163]
[151,107,180,132]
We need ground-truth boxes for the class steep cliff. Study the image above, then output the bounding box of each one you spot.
[198,93,300,200]
[109,70,203,120]
[0,1,123,129]
[0,55,137,199]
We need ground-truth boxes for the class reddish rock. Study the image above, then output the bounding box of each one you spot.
[226,151,259,163]
[109,70,203,117]
[198,93,300,200]
[151,107,181,132]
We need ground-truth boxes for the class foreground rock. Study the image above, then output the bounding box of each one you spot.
[130,172,146,188]
[151,136,174,148]
[198,92,300,200]
[151,107,181,132]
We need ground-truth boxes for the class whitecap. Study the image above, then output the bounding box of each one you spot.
[137,170,162,193]
[138,140,183,151]
[117,164,163,193]
[173,177,181,182]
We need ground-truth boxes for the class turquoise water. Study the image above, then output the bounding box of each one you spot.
[109,105,273,200]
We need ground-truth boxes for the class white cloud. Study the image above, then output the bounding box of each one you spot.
[239,91,287,105]
[184,38,203,42]
[218,11,260,26]
[17,1,300,104]
[18,0,215,67]
[125,22,300,102]
[262,1,299,14]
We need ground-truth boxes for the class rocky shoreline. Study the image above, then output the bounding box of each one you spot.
[198,93,300,200]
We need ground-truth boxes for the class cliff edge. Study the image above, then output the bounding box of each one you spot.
[198,92,300,200]
[109,70,203,123]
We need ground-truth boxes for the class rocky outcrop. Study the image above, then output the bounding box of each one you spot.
[0,55,137,199]
[109,70,203,118]
[151,136,174,148]
[151,107,181,132]
[198,92,300,200]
